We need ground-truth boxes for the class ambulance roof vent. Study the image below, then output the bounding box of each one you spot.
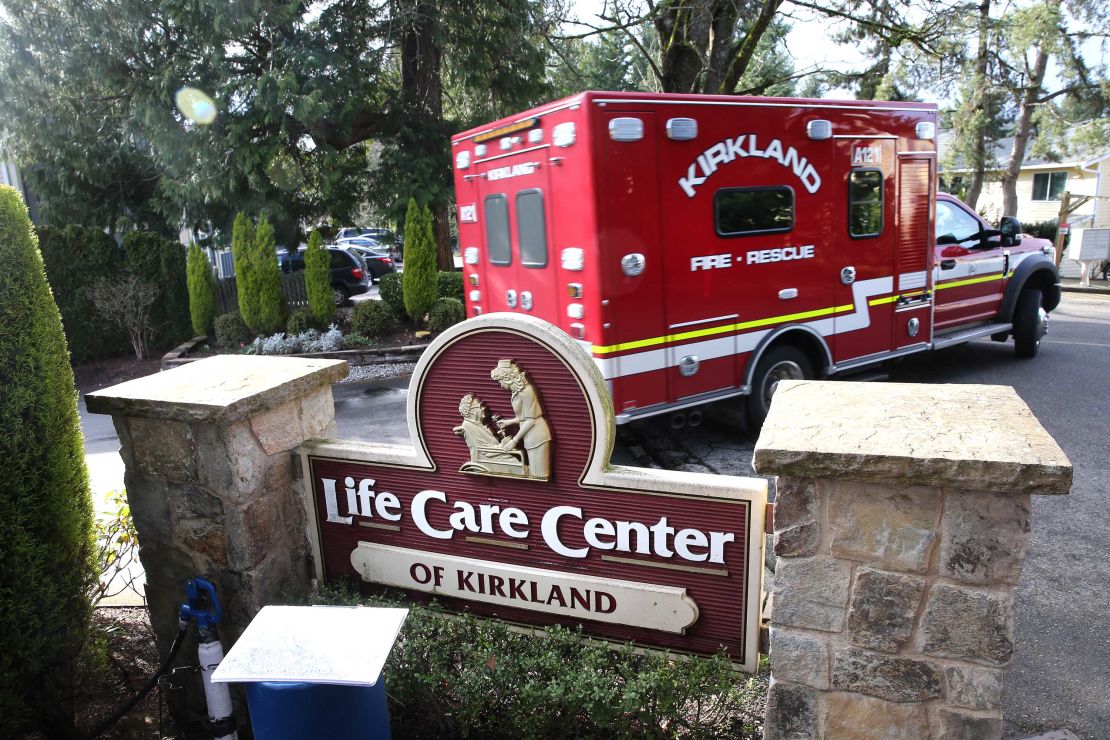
[915,121,936,140]
[455,150,471,169]
[553,122,576,148]
[666,118,697,141]
[807,120,832,140]
[609,117,644,142]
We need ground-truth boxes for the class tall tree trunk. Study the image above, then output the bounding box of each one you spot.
[1002,46,1049,217]
[400,0,452,270]
[963,0,991,209]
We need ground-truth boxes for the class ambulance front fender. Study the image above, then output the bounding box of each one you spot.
[743,326,833,388]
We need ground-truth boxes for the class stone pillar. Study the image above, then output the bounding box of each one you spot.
[753,381,1071,740]
[86,355,347,706]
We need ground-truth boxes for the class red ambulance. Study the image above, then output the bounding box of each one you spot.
[450,91,1061,429]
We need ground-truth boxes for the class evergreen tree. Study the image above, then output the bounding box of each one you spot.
[231,212,258,329]
[0,185,96,735]
[402,198,438,324]
[304,229,335,326]
[252,214,286,335]
[186,242,216,336]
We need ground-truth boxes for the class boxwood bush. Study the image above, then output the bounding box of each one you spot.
[314,585,766,739]
[436,270,464,302]
[351,299,398,339]
[378,272,406,319]
[214,311,253,351]
[426,297,465,332]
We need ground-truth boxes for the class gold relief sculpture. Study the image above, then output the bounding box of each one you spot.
[453,360,551,480]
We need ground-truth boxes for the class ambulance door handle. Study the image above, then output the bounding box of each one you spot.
[940,259,956,270]
[840,266,856,285]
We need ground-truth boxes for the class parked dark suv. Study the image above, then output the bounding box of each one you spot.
[279,246,370,306]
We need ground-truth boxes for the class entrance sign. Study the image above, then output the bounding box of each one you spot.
[300,314,767,670]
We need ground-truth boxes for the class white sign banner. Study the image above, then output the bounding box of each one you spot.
[350,542,700,634]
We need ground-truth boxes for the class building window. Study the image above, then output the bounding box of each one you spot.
[484,194,511,265]
[1032,172,1068,201]
[849,169,884,238]
[515,189,547,267]
[714,187,794,237]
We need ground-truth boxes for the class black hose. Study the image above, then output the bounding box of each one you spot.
[85,623,190,739]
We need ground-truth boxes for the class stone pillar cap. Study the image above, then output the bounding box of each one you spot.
[86,355,348,423]
[753,381,1071,496]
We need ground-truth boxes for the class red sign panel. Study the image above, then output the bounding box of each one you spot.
[302,316,766,669]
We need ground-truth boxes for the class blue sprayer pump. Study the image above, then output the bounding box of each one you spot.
[180,577,223,630]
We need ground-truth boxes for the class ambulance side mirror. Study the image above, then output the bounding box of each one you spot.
[999,216,1022,247]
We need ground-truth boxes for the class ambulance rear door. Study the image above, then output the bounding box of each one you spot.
[477,156,560,320]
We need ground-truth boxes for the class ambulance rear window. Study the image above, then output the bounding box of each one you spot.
[715,187,793,236]
[485,194,511,265]
[516,189,547,267]
[849,169,884,238]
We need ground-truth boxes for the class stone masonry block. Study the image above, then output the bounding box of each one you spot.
[944,664,1004,711]
[823,692,930,740]
[123,472,173,545]
[764,680,817,740]
[847,567,925,653]
[250,399,303,455]
[918,583,1014,665]
[774,556,852,632]
[829,481,940,573]
[941,490,1031,585]
[774,477,821,557]
[931,707,1002,739]
[220,421,270,502]
[130,417,197,482]
[831,647,941,702]
[111,415,135,468]
[300,386,335,439]
[770,627,829,689]
[226,495,284,571]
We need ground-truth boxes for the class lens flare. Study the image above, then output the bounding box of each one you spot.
[175,87,217,125]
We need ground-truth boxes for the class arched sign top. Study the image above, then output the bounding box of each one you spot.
[300,314,766,670]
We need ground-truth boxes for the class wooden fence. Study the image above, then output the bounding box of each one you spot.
[215,273,310,316]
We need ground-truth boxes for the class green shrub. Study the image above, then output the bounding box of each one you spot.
[38,224,128,361]
[312,586,766,739]
[0,185,96,735]
[231,212,258,329]
[436,270,464,302]
[252,215,287,335]
[214,311,253,351]
[379,272,406,319]
[1023,218,1066,243]
[186,243,216,336]
[426,297,465,332]
[286,306,316,335]
[351,299,398,338]
[305,229,335,326]
[402,198,438,324]
[123,231,191,348]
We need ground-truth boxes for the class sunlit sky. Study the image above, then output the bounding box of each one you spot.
[565,0,1102,105]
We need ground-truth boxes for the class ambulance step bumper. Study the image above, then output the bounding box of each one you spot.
[931,322,1013,350]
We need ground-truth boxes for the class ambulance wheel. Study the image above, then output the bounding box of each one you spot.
[1013,287,1046,358]
[746,345,813,430]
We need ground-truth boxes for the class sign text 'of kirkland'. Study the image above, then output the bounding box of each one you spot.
[299,314,767,670]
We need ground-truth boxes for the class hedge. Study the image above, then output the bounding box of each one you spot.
[0,185,96,735]
[123,231,191,347]
[436,270,464,302]
[37,224,128,361]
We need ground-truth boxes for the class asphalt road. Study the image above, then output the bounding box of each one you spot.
[330,291,1110,739]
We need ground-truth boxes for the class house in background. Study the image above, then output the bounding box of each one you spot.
[1,156,41,224]
[939,130,1109,278]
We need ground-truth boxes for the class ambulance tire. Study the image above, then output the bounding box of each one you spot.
[1013,287,1045,359]
[746,345,813,430]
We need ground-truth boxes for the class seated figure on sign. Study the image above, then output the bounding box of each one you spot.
[454,394,521,473]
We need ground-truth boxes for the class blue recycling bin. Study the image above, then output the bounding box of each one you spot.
[245,680,391,740]
[210,606,408,740]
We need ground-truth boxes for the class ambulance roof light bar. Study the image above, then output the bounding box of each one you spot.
[807,120,832,140]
